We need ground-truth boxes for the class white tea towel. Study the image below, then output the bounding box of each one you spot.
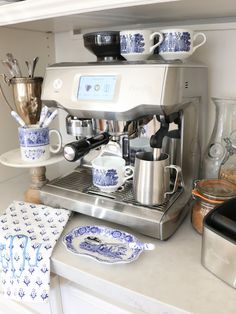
[0,201,71,302]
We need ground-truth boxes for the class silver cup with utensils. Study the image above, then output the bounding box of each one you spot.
[0,54,42,125]
[10,76,43,125]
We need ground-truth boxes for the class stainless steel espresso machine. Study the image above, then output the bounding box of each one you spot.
[40,60,208,240]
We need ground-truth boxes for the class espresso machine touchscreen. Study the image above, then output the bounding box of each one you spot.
[40,61,207,240]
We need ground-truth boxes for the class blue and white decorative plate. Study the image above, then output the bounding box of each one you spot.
[63,225,154,264]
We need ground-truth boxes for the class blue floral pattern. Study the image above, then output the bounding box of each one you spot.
[63,225,147,264]
[0,201,70,302]
[19,127,49,147]
[22,147,46,160]
[92,168,118,187]
[159,31,191,53]
[120,33,145,53]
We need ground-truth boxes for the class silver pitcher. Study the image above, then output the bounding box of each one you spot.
[133,152,182,206]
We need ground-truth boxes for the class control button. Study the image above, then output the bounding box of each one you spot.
[53,78,63,90]
[94,84,100,91]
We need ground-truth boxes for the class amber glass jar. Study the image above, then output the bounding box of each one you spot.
[191,179,236,234]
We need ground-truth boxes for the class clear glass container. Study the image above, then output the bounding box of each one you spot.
[191,179,236,234]
[219,129,236,184]
[201,98,236,179]
[220,155,236,185]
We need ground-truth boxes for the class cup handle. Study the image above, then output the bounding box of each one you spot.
[124,165,134,182]
[149,32,164,53]
[192,32,206,53]
[164,165,182,198]
[49,129,62,154]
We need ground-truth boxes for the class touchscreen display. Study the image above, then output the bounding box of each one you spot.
[77,75,117,101]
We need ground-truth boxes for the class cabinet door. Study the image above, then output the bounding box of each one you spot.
[59,277,141,314]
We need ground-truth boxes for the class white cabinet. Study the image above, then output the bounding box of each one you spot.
[59,277,137,314]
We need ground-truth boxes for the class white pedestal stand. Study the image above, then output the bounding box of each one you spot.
[0,148,64,204]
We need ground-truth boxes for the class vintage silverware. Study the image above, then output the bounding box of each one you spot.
[31,56,39,78]
[10,110,26,127]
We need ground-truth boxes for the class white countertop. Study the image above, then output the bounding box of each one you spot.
[0,171,236,314]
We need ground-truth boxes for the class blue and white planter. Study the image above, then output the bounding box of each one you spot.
[18,125,62,162]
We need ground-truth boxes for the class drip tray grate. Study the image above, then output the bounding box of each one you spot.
[47,167,183,212]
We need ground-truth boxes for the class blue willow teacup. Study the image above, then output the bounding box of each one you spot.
[158,28,206,61]
[92,156,134,193]
[120,29,163,61]
[18,125,62,162]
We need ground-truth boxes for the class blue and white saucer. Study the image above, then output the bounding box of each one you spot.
[63,225,154,264]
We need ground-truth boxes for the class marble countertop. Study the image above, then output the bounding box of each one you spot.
[52,213,236,314]
[0,171,236,314]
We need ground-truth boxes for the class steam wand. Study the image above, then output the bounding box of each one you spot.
[150,115,169,161]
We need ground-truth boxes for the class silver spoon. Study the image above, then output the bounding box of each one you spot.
[1,60,15,78]
[13,58,22,77]
[31,56,39,78]
[25,60,32,77]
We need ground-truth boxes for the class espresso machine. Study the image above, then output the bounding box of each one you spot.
[40,60,208,240]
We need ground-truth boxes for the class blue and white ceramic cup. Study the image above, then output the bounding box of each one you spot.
[18,125,62,162]
[92,156,134,193]
[158,29,206,61]
[120,29,163,61]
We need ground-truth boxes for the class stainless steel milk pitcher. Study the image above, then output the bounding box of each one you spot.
[133,152,182,206]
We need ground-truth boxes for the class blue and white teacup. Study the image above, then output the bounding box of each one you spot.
[120,29,163,61]
[92,156,134,193]
[18,125,62,162]
[158,29,206,61]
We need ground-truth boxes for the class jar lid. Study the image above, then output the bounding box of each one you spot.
[195,179,236,201]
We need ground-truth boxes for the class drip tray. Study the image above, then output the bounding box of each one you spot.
[40,167,190,240]
[48,167,180,211]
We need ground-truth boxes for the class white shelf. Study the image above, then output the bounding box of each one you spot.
[1,0,236,33]
[0,148,64,168]
[0,0,177,29]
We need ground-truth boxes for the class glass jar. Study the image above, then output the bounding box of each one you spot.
[191,179,236,234]
[201,98,236,179]
[219,129,236,185]
[220,155,236,185]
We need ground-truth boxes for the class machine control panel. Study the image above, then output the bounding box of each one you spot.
[77,75,117,101]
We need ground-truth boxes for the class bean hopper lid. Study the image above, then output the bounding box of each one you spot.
[195,179,236,202]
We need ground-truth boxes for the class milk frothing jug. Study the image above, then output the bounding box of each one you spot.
[133,152,182,206]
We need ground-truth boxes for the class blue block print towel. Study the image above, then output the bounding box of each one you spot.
[0,201,70,302]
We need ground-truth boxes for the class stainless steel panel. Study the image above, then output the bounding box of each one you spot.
[41,61,207,120]
[40,167,189,240]
[202,226,236,288]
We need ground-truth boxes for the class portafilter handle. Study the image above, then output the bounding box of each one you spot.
[64,132,110,162]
